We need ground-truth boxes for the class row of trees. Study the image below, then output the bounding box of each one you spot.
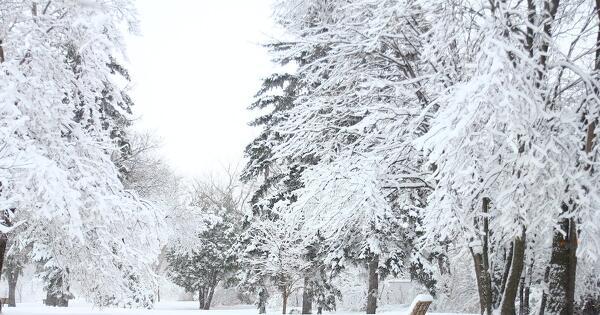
[238,0,600,314]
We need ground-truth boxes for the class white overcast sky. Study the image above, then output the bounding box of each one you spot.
[127,0,277,177]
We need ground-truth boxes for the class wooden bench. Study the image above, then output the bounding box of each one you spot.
[409,294,433,315]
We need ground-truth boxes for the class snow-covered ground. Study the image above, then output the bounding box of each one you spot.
[1,301,472,315]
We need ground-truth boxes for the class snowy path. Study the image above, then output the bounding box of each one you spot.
[1,301,471,315]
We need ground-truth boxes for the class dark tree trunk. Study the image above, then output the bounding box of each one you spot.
[500,230,526,315]
[471,198,493,315]
[499,244,514,305]
[522,259,534,315]
[202,272,218,310]
[282,286,288,314]
[204,285,216,310]
[0,39,5,63]
[198,289,204,310]
[518,273,524,315]
[539,267,550,315]
[366,255,379,314]
[0,234,6,283]
[471,249,493,315]
[522,285,530,315]
[258,287,267,314]
[544,215,577,315]
[0,209,13,280]
[302,277,313,314]
[7,270,18,307]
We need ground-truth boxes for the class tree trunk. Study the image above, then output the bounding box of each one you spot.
[7,270,18,307]
[523,284,530,315]
[0,208,13,280]
[543,215,577,315]
[471,249,493,315]
[204,285,216,310]
[499,244,514,306]
[500,229,526,315]
[198,289,204,310]
[0,234,6,285]
[282,286,288,314]
[258,287,267,314]
[522,258,534,315]
[518,272,524,315]
[0,39,5,63]
[539,267,550,315]
[471,198,493,315]
[366,255,379,314]
[302,277,312,314]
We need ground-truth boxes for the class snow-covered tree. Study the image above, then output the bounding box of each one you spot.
[240,211,307,315]
[260,1,439,313]
[3,236,27,307]
[0,0,163,306]
[252,0,600,314]
[167,170,247,310]
[417,0,600,313]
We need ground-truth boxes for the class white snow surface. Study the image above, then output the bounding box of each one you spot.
[2,301,472,315]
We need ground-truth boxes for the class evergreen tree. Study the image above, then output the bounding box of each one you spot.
[167,173,244,310]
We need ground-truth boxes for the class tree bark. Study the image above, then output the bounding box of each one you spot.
[0,39,5,63]
[544,214,577,315]
[0,209,13,279]
[518,272,524,315]
[0,234,6,283]
[366,255,379,314]
[500,229,526,315]
[282,286,288,315]
[7,270,18,307]
[201,272,218,310]
[471,198,493,315]
[198,289,204,310]
[258,287,267,314]
[302,277,313,314]
[524,258,534,315]
[204,285,216,310]
[539,266,550,315]
[471,249,493,315]
[499,245,513,305]
[522,284,530,315]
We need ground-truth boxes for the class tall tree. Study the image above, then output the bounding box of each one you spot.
[0,0,163,306]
